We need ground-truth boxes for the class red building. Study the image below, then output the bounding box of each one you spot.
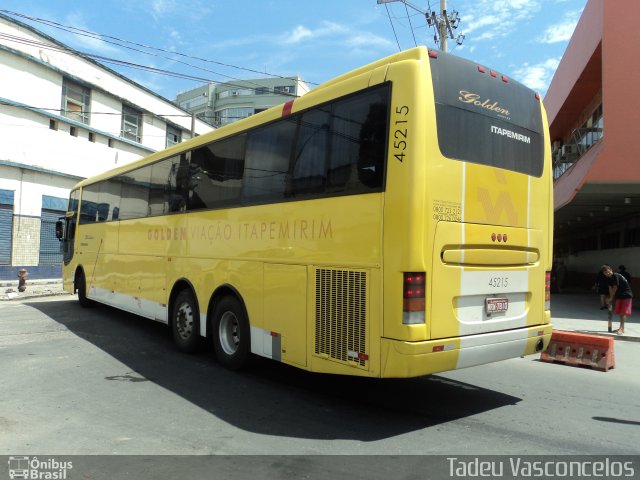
[545,0,640,289]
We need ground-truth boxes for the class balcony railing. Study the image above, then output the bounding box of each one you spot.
[552,127,603,180]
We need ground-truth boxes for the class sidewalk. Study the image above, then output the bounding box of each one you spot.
[550,291,640,342]
[0,278,69,301]
[1,280,638,342]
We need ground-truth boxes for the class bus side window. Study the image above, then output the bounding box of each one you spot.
[150,158,174,216]
[290,107,330,197]
[356,102,387,189]
[188,134,245,210]
[97,203,109,222]
[243,121,296,203]
[98,179,122,221]
[329,85,389,192]
[119,166,151,220]
[170,154,190,212]
[79,185,100,224]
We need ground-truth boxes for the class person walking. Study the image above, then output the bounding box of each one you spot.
[601,264,633,334]
[594,265,611,310]
[618,264,631,282]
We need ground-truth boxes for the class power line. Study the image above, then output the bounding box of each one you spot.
[0,99,197,118]
[0,31,301,98]
[377,0,464,52]
[0,9,320,86]
[404,3,418,47]
[384,4,402,51]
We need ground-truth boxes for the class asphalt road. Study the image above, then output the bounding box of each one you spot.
[1,296,639,461]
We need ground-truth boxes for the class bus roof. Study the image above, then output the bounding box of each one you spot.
[71,46,431,190]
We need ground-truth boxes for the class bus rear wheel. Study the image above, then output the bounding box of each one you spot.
[212,296,250,370]
[171,289,202,353]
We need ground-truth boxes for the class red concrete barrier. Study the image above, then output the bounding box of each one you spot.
[540,330,615,372]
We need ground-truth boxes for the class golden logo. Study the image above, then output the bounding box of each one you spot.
[458,91,510,116]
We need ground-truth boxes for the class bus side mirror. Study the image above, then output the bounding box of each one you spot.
[55,220,64,241]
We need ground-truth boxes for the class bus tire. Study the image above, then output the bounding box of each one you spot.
[76,270,93,308]
[212,295,250,370]
[171,289,202,353]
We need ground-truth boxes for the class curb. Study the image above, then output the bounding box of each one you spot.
[0,291,71,301]
[0,281,69,301]
[558,328,640,343]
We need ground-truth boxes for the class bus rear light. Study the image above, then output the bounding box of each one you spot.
[502,75,509,83]
[490,70,497,78]
[545,271,551,310]
[477,65,486,73]
[428,49,438,58]
[403,272,425,324]
[535,92,541,100]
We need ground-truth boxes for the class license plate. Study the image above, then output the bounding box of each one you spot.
[485,297,509,314]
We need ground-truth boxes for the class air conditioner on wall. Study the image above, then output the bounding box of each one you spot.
[561,144,578,156]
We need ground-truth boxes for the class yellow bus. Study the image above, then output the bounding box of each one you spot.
[57,47,553,378]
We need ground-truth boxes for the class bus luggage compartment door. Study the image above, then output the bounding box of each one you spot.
[263,264,307,367]
[430,221,542,340]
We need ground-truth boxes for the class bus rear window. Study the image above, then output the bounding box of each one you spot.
[430,52,544,177]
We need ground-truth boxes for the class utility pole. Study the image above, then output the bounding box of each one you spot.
[439,0,448,52]
[377,0,464,52]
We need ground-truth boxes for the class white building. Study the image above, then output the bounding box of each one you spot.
[0,13,213,280]
[176,76,311,127]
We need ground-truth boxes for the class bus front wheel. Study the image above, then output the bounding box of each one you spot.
[76,270,93,308]
[171,289,202,353]
[212,296,250,370]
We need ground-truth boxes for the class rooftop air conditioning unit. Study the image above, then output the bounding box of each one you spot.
[561,144,578,156]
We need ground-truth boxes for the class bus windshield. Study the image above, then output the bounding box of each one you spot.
[430,51,544,177]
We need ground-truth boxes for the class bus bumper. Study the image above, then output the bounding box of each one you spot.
[380,323,553,378]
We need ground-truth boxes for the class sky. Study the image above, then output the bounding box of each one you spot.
[0,0,587,101]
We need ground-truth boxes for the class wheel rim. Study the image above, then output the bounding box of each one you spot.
[176,301,194,340]
[219,311,240,355]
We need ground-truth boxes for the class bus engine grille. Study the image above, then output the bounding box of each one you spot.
[315,268,368,368]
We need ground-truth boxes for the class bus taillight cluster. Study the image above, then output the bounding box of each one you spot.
[403,272,426,325]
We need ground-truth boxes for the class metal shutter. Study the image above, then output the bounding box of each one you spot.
[0,205,13,265]
[39,209,64,265]
[0,190,14,265]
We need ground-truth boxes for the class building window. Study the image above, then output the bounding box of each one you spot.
[218,88,252,99]
[274,85,295,95]
[625,226,640,247]
[255,87,268,95]
[215,107,254,126]
[88,132,96,142]
[592,104,603,142]
[49,119,58,130]
[61,78,90,124]
[69,126,78,137]
[121,105,142,143]
[601,231,620,250]
[166,125,182,148]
